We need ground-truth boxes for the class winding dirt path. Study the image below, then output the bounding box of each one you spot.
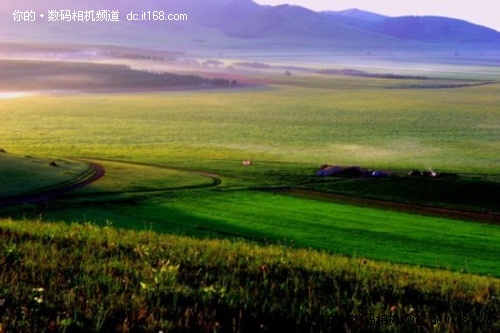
[0,160,105,207]
[275,188,500,225]
[2,157,497,226]
[81,158,222,188]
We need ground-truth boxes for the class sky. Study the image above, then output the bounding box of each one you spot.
[253,0,500,32]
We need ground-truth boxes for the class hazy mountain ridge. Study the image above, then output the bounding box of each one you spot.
[334,9,388,22]
[2,0,499,50]
[382,16,500,43]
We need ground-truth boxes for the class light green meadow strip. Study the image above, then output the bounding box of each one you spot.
[139,191,500,276]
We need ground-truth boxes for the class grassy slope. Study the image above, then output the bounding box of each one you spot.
[0,153,90,198]
[134,191,500,276]
[0,220,499,332]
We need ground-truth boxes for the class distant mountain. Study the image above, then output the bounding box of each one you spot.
[324,10,500,44]
[320,9,388,36]
[382,16,500,43]
[2,0,499,50]
[212,3,397,44]
[329,9,388,22]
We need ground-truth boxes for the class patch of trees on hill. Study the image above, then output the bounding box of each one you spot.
[389,81,495,89]
[317,68,428,80]
[233,62,271,69]
[0,60,236,91]
[104,51,177,62]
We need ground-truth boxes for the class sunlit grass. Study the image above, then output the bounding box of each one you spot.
[149,190,500,276]
[75,160,214,194]
[0,219,498,332]
[0,79,498,172]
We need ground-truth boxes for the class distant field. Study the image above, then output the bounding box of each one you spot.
[1,62,499,277]
[1,75,499,172]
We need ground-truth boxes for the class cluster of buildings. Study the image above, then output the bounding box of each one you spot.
[316,165,441,178]
[316,165,389,178]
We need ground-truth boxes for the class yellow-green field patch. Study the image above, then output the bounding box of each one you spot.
[76,160,215,194]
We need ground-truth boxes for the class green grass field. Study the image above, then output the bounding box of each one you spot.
[1,74,499,172]
[1,58,500,331]
[74,160,215,194]
[1,67,499,276]
[156,190,500,273]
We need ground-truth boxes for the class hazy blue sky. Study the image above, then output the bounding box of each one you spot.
[253,0,500,31]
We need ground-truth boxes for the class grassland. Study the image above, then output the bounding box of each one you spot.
[149,190,500,275]
[1,220,499,332]
[1,73,498,172]
[73,160,215,195]
[1,68,499,253]
[1,59,499,331]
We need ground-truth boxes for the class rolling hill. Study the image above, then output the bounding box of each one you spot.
[1,0,499,50]
[0,151,93,204]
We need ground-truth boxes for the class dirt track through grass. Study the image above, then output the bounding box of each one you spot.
[279,188,500,224]
[80,158,222,191]
[0,160,104,207]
